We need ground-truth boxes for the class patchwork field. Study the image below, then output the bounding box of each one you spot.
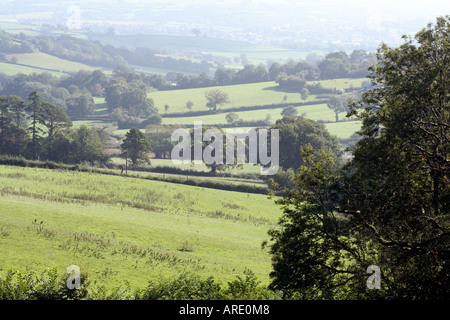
[149,78,367,114]
[162,103,351,125]
[149,82,310,114]
[4,52,102,73]
[0,61,65,77]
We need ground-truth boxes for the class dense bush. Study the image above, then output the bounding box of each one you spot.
[117,114,162,129]
[0,268,90,300]
[136,273,224,300]
[0,269,282,300]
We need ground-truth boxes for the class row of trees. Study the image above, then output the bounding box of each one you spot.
[142,115,341,176]
[0,92,107,163]
[0,71,102,117]
[0,68,164,127]
[105,51,374,92]
[212,50,376,89]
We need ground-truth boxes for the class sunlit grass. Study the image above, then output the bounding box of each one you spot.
[0,165,281,290]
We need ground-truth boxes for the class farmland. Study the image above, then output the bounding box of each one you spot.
[1,19,366,298]
[149,79,367,114]
[79,79,366,144]
[0,165,281,291]
[0,61,66,77]
[4,52,101,74]
[0,1,447,304]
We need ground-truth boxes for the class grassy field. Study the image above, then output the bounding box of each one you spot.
[207,49,329,68]
[4,52,101,74]
[150,78,367,114]
[0,21,42,36]
[312,78,368,89]
[93,33,307,57]
[160,104,361,140]
[108,157,269,182]
[0,61,66,77]
[0,21,324,68]
[0,24,365,297]
[150,81,316,114]
[75,78,364,143]
[91,34,331,69]
[0,165,281,291]
[136,158,264,176]
[162,103,343,125]
[324,121,362,139]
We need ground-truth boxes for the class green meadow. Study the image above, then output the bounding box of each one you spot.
[4,52,101,73]
[0,165,281,291]
[150,81,315,114]
[0,21,41,36]
[161,103,362,140]
[150,78,367,114]
[0,61,65,77]
[140,158,265,176]
[73,78,364,143]
[162,103,345,125]
[0,23,366,299]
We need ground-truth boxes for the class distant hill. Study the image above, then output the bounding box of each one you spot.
[0,22,325,75]
[0,27,213,75]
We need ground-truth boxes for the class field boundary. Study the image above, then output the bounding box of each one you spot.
[161,99,328,118]
[0,157,270,195]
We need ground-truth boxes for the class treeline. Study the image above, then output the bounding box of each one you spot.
[0,91,108,164]
[145,116,342,175]
[148,49,375,91]
[0,29,212,74]
[0,70,104,117]
[213,50,375,87]
[1,26,375,94]
[168,49,375,90]
[0,67,163,127]
[106,66,162,127]
[271,50,375,81]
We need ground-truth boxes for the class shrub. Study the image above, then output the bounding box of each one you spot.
[0,268,90,300]
[223,271,282,300]
[136,273,223,300]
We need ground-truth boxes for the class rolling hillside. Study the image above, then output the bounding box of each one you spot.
[0,165,282,291]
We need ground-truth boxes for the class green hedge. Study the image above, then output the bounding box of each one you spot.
[0,268,283,300]
[0,155,269,195]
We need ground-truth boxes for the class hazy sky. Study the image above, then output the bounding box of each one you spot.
[2,0,449,49]
[119,0,449,19]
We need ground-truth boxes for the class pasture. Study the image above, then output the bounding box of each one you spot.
[0,61,65,77]
[0,165,282,291]
[149,81,315,114]
[149,78,367,114]
[161,104,361,140]
[4,52,101,73]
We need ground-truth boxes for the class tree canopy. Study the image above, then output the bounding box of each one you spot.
[205,89,230,111]
[121,127,151,165]
[265,16,450,300]
[270,116,341,171]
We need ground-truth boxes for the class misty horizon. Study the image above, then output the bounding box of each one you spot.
[1,0,449,51]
